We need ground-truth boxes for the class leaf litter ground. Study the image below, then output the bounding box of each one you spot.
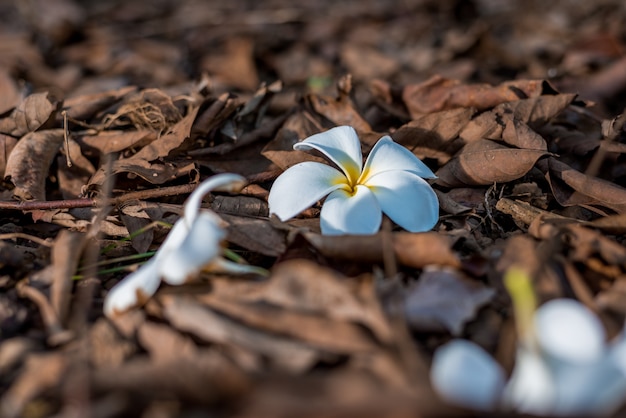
[1,0,626,417]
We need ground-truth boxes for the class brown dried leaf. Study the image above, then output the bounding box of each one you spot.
[404,268,495,335]
[402,76,550,118]
[137,322,198,363]
[391,107,474,164]
[63,85,137,121]
[0,353,67,418]
[4,129,65,201]
[0,134,18,177]
[118,201,153,254]
[501,115,548,151]
[50,230,87,325]
[305,232,460,269]
[76,130,157,155]
[547,158,626,214]
[435,139,549,187]
[197,293,378,353]
[130,105,199,161]
[0,92,58,137]
[307,75,372,132]
[221,214,286,257]
[261,111,328,171]
[262,260,393,343]
[159,293,319,372]
[92,350,249,404]
[460,94,577,143]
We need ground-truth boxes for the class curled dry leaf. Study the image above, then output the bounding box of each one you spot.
[404,267,495,335]
[435,139,549,187]
[306,75,372,133]
[391,107,474,164]
[0,92,58,137]
[460,94,577,143]
[547,158,626,214]
[4,129,65,201]
[401,76,550,118]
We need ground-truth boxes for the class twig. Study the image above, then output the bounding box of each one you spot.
[0,232,54,247]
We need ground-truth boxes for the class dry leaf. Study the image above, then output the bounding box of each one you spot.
[304,232,460,269]
[75,129,157,154]
[404,267,495,335]
[402,76,550,118]
[435,139,549,187]
[391,107,474,164]
[460,94,577,143]
[118,201,154,254]
[0,92,58,137]
[197,293,378,353]
[4,129,65,201]
[63,85,137,121]
[306,75,372,133]
[547,158,626,214]
[160,293,319,372]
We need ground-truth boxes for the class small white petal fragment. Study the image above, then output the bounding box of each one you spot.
[320,185,381,235]
[268,162,347,221]
[294,126,363,185]
[160,212,226,285]
[184,173,247,224]
[503,347,556,415]
[431,339,505,411]
[359,136,437,183]
[535,299,605,363]
[366,170,439,232]
[103,258,162,317]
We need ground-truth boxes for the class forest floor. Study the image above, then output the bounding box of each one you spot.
[1,0,626,417]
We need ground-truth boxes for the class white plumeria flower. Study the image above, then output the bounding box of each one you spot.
[104,173,252,317]
[268,126,439,235]
[430,299,626,416]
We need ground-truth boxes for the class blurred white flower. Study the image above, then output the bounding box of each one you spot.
[268,126,439,235]
[104,173,255,317]
[431,298,626,416]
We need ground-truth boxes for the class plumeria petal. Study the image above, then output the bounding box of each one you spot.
[365,170,439,232]
[160,212,226,285]
[293,126,363,185]
[430,339,506,411]
[319,185,381,235]
[268,162,347,221]
[535,299,605,363]
[103,258,162,317]
[359,136,436,184]
[502,346,556,415]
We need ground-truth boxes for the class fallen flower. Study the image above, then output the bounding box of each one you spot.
[430,270,626,416]
[268,125,439,235]
[104,173,259,317]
